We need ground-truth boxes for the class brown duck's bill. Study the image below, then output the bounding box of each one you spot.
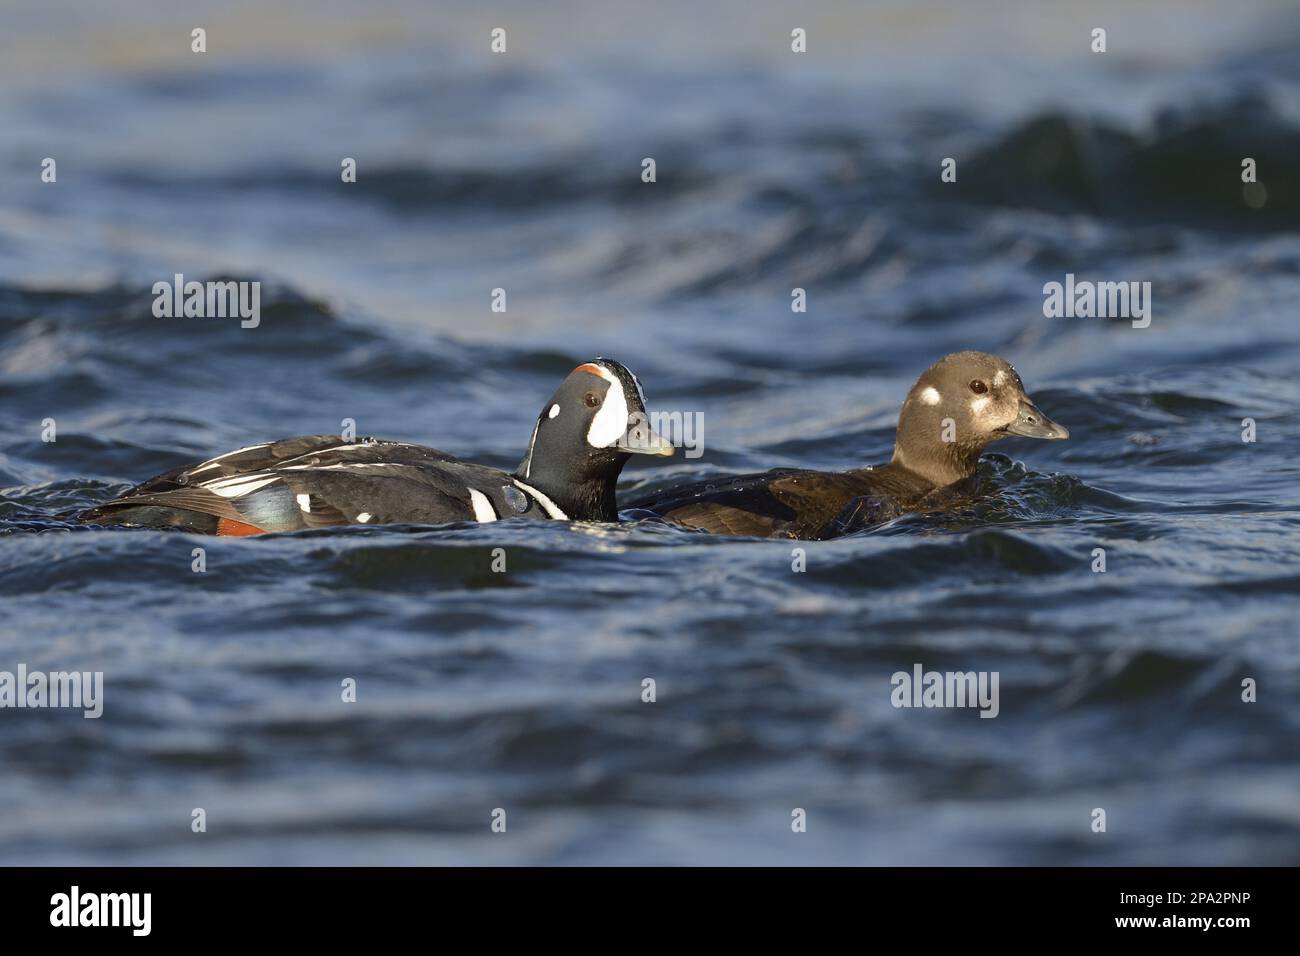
[1003,398,1070,440]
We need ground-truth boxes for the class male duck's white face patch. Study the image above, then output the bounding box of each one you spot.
[585,366,630,449]
[919,386,942,406]
[548,404,560,419]
[296,493,312,513]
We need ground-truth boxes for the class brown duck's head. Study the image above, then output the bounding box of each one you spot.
[891,351,1068,488]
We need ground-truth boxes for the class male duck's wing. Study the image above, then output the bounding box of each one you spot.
[79,438,467,533]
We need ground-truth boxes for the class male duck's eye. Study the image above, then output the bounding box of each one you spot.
[584,392,600,408]
[970,380,988,394]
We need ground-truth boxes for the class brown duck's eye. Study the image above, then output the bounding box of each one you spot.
[970,380,988,394]
[584,392,600,408]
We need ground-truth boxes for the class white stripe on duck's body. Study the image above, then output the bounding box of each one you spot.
[77,359,673,536]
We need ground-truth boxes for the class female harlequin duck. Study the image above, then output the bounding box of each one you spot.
[625,351,1068,540]
[77,358,672,535]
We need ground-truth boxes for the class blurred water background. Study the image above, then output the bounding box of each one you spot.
[1,0,1298,864]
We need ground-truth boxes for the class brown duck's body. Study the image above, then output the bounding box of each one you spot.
[629,463,960,539]
[627,351,1069,540]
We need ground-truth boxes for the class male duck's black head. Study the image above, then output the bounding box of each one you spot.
[515,357,673,520]
[890,351,1068,488]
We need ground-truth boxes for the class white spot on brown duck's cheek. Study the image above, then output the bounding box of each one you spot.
[919,386,941,406]
[548,404,560,419]
[970,396,991,414]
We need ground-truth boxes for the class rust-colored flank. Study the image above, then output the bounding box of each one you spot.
[217,517,265,536]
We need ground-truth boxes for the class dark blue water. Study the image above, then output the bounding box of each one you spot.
[2,0,1299,865]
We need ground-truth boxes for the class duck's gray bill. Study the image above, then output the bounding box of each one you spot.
[1005,398,1070,440]
[617,422,675,456]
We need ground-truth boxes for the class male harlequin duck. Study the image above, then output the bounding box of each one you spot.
[77,359,672,535]
[625,351,1068,540]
